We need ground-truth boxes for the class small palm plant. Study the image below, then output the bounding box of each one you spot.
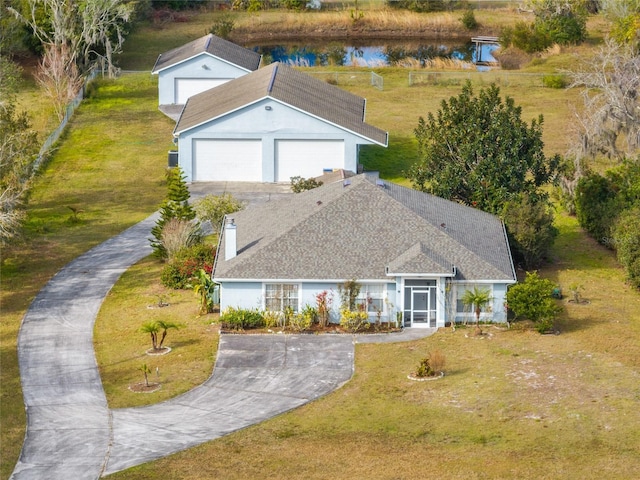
[461,287,492,334]
[139,363,151,387]
[140,322,159,350]
[140,320,184,352]
[156,320,184,350]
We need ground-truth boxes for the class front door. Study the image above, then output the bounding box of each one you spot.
[403,280,437,328]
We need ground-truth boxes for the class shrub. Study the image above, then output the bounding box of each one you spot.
[161,243,215,289]
[506,271,561,330]
[415,352,446,378]
[575,173,620,245]
[542,74,568,89]
[428,350,446,374]
[415,357,434,377]
[500,22,552,53]
[219,307,265,330]
[340,309,370,333]
[263,310,283,328]
[288,312,313,332]
[502,194,558,269]
[209,13,235,39]
[460,9,477,30]
[193,193,245,234]
[290,176,323,193]
[161,218,202,261]
[613,208,640,289]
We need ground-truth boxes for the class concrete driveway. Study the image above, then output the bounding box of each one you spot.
[11,183,434,479]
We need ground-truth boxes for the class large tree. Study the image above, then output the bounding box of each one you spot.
[566,39,640,162]
[0,102,39,245]
[408,81,560,215]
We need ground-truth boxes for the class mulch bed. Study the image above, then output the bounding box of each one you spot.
[128,382,161,393]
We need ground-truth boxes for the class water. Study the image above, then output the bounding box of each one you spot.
[247,40,499,68]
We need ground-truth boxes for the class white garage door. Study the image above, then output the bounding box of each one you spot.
[175,78,229,104]
[193,139,262,182]
[275,140,345,183]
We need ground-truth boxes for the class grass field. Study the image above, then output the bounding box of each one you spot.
[2,6,639,480]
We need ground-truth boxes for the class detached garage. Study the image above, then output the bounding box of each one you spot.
[152,34,261,107]
[173,62,388,183]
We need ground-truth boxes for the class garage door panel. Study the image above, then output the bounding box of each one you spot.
[175,78,229,104]
[194,139,262,182]
[275,140,344,182]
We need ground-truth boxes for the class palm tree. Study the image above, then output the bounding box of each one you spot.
[461,287,492,331]
[156,320,184,350]
[140,322,159,350]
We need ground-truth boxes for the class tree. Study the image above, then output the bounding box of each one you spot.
[0,102,39,246]
[150,167,198,259]
[613,207,640,289]
[506,271,561,331]
[140,322,160,350]
[12,0,134,75]
[155,320,184,350]
[290,176,323,193]
[600,0,640,47]
[193,268,217,314]
[574,172,622,244]
[141,320,184,351]
[193,193,245,234]
[502,193,558,269]
[527,0,588,45]
[566,39,640,163]
[460,287,492,329]
[408,81,560,216]
[37,42,84,120]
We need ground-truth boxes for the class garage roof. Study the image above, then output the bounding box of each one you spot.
[213,174,516,283]
[152,34,262,74]
[174,62,388,146]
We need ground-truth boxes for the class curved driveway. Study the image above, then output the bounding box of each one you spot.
[11,184,435,479]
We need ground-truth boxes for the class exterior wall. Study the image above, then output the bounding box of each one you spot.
[219,282,262,311]
[219,280,509,326]
[219,280,398,324]
[177,98,374,182]
[452,282,509,324]
[156,54,250,105]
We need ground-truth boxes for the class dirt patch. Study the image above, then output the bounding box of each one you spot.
[128,382,161,393]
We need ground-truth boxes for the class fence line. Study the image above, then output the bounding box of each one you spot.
[408,70,556,88]
[34,67,101,172]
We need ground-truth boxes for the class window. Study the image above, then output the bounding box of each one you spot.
[357,284,385,313]
[265,284,299,312]
[456,285,492,314]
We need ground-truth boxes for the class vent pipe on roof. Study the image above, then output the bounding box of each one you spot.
[225,218,237,261]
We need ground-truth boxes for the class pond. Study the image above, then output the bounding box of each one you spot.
[246,39,499,68]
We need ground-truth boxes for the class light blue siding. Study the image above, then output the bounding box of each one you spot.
[177,98,375,182]
[156,54,250,105]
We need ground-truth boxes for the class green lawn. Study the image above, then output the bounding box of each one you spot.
[3,7,639,480]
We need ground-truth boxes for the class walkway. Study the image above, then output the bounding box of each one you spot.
[11,183,435,479]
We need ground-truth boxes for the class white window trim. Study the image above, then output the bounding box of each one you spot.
[263,283,300,313]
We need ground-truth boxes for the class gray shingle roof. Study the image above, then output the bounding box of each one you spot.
[152,34,261,74]
[213,174,516,282]
[173,62,388,146]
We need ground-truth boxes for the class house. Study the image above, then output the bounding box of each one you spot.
[212,174,516,328]
[152,33,262,106]
[172,62,388,183]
